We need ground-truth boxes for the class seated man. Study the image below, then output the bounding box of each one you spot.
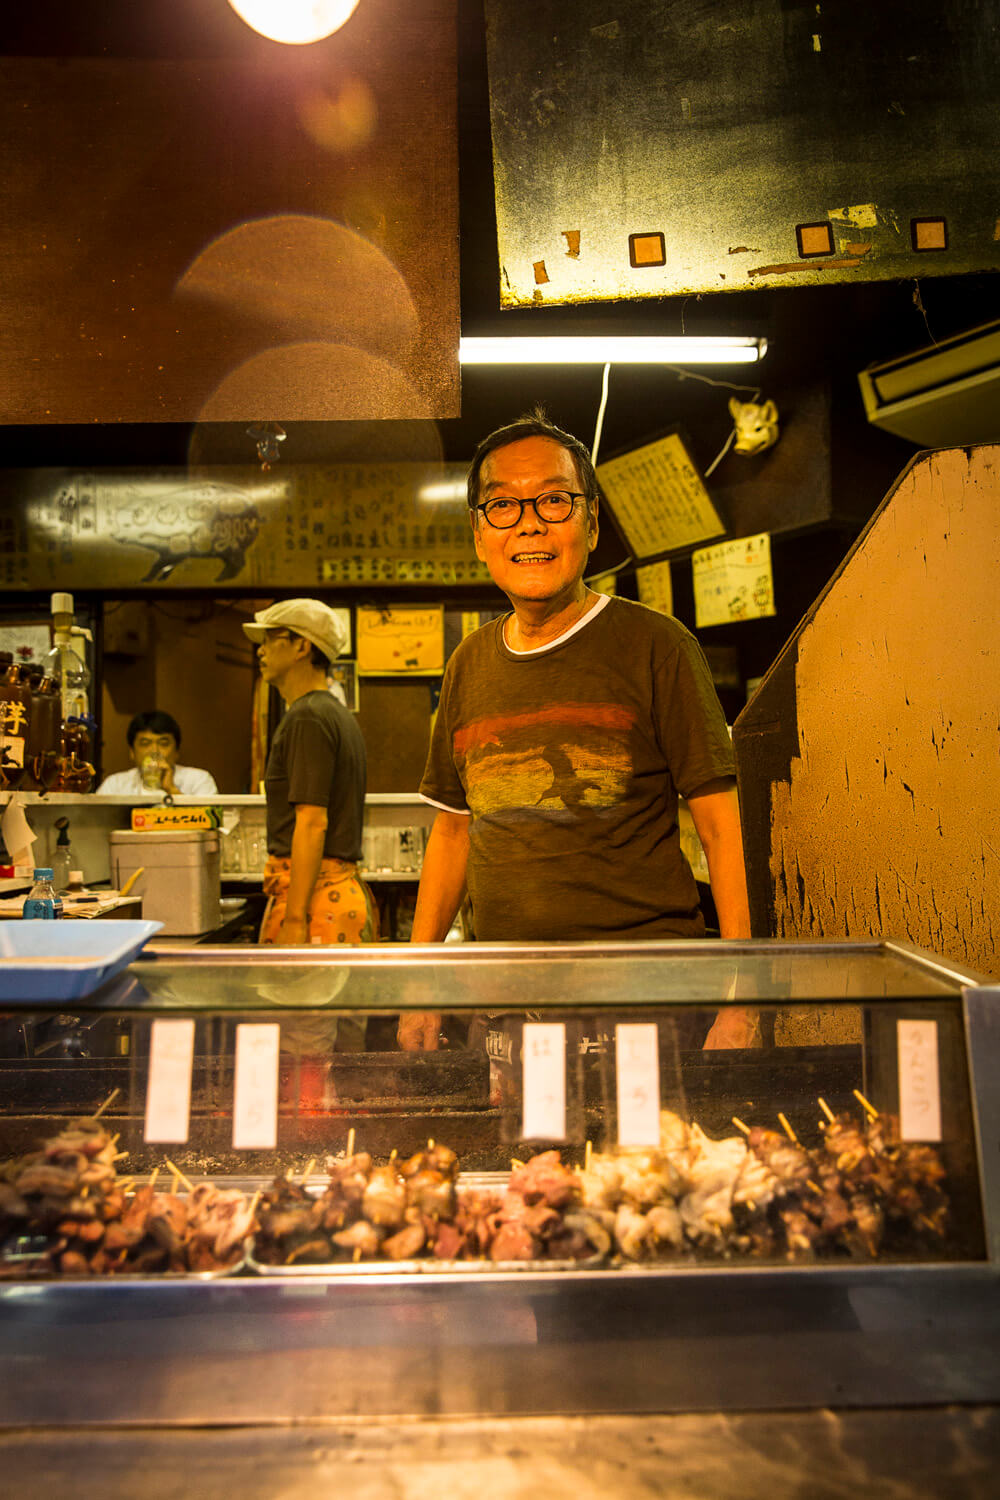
[96,710,218,796]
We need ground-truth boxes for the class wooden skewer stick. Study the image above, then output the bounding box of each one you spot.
[346,1128,355,1158]
[353,1247,362,1262]
[807,1179,822,1195]
[164,1158,195,1193]
[777,1112,799,1144]
[853,1089,878,1120]
[584,1139,592,1172]
[112,1150,129,1161]
[93,1087,121,1119]
[817,1097,835,1123]
[148,1167,160,1191]
[510,1157,525,1170]
[300,1158,316,1184]
[247,1188,262,1221]
[427,1138,435,1150]
[109,1132,121,1147]
[731,1116,751,1136]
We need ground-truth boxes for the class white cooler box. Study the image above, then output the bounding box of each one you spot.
[109,828,221,935]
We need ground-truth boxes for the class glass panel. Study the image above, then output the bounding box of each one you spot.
[3,940,968,1016]
[0,992,985,1272]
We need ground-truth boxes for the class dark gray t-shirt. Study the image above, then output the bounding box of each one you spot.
[265,690,366,861]
[420,596,735,942]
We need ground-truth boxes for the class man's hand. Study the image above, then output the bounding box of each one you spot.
[276,915,311,947]
[703,1005,762,1050]
[398,1011,442,1051]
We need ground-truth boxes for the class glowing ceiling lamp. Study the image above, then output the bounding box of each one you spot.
[227,0,360,45]
[459,335,767,366]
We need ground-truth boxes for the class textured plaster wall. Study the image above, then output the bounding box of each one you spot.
[769,445,999,979]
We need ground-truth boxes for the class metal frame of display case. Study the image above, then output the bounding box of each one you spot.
[1,939,998,1425]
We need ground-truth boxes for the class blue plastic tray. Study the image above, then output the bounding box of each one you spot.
[0,920,163,1002]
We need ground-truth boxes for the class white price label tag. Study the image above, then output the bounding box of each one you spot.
[522,1022,566,1140]
[232,1023,280,1150]
[897,1018,941,1141]
[615,1023,661,1147]
[144,1018,195,1145]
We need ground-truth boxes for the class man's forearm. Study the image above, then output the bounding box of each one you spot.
[687,780,751,939]
[286,810,328,923]
[410,810,470,942]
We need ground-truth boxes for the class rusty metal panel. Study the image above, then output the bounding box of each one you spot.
[0,0,459,424]
[485,0,1000,307]
[733,444,1000,981]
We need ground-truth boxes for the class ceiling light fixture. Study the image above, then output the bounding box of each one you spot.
[459,335,767,366]
[226,0,360,45]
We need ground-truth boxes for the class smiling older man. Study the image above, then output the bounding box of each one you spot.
[400,410,752,1050]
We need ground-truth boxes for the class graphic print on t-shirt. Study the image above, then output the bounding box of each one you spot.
[453,702,637,816]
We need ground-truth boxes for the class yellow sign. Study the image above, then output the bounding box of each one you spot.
[692,533,775,628]
[636,560,674,616]
[131,806,222,830]
[357,606,445,675]
[597,432,724,559]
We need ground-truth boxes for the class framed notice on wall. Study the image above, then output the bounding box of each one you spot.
[596,431,725,560]
[357,606,445,676]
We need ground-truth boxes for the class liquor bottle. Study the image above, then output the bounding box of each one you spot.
[51,821,73,892]
[22,868,64,920]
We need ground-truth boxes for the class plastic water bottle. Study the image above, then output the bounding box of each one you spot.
[23,868,64,920]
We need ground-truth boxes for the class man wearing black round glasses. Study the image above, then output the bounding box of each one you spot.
[400,410,752,1049]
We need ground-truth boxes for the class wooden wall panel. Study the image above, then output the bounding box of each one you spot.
[735,445,1000,979]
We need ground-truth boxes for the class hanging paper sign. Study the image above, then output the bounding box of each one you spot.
[356,605,445,675]
[615,1023,661,1147]
[636,559,674,616]
[597,431,724,559]
[232,1022,280,1150]
[144,1018,195,1145]
[693,532,775,628]
[522,1021,566,1140]
[897,1018,942,1141]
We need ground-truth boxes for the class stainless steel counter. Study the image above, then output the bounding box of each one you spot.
[2,1263,999,1425]
[2,1408,998,1500]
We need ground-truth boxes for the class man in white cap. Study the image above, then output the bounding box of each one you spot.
[243,600,377,955]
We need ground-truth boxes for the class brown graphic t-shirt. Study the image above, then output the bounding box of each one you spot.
[420,596,735,941]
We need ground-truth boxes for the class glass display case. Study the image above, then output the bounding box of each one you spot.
[1,937,998,1424]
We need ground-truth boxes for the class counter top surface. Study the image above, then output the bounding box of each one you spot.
[1,1408,997,1499]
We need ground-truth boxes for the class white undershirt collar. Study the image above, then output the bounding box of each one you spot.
[503,592,612,655]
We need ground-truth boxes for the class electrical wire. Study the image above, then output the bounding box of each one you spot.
[590,361,612,465]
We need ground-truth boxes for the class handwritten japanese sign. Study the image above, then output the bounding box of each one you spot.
[615,1023,662,1147]
[144,1019,195,1145]
[0,464,490,591]
[897,1018,942,1142]
[232,1023,280,1150]
[522,1022,567,1140]
[692,532,775,628]
[597,431,724,559]
[357,606,445,676]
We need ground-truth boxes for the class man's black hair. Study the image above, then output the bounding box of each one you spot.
[126,710,182,748]
[466,407,599,514]
[286,632,330,671]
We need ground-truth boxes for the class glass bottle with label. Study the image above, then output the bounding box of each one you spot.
[0,651,31,791]
[23,868,64,920]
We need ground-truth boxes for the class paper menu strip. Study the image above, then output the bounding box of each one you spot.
[897,1018,942,1141]
[232,1023,280,1150]
[144,1018,195,1145]
[615,1023,661,1147]
[522,1022,566,1140]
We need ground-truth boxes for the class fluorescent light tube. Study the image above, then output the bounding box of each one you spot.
[459,335,766,366]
